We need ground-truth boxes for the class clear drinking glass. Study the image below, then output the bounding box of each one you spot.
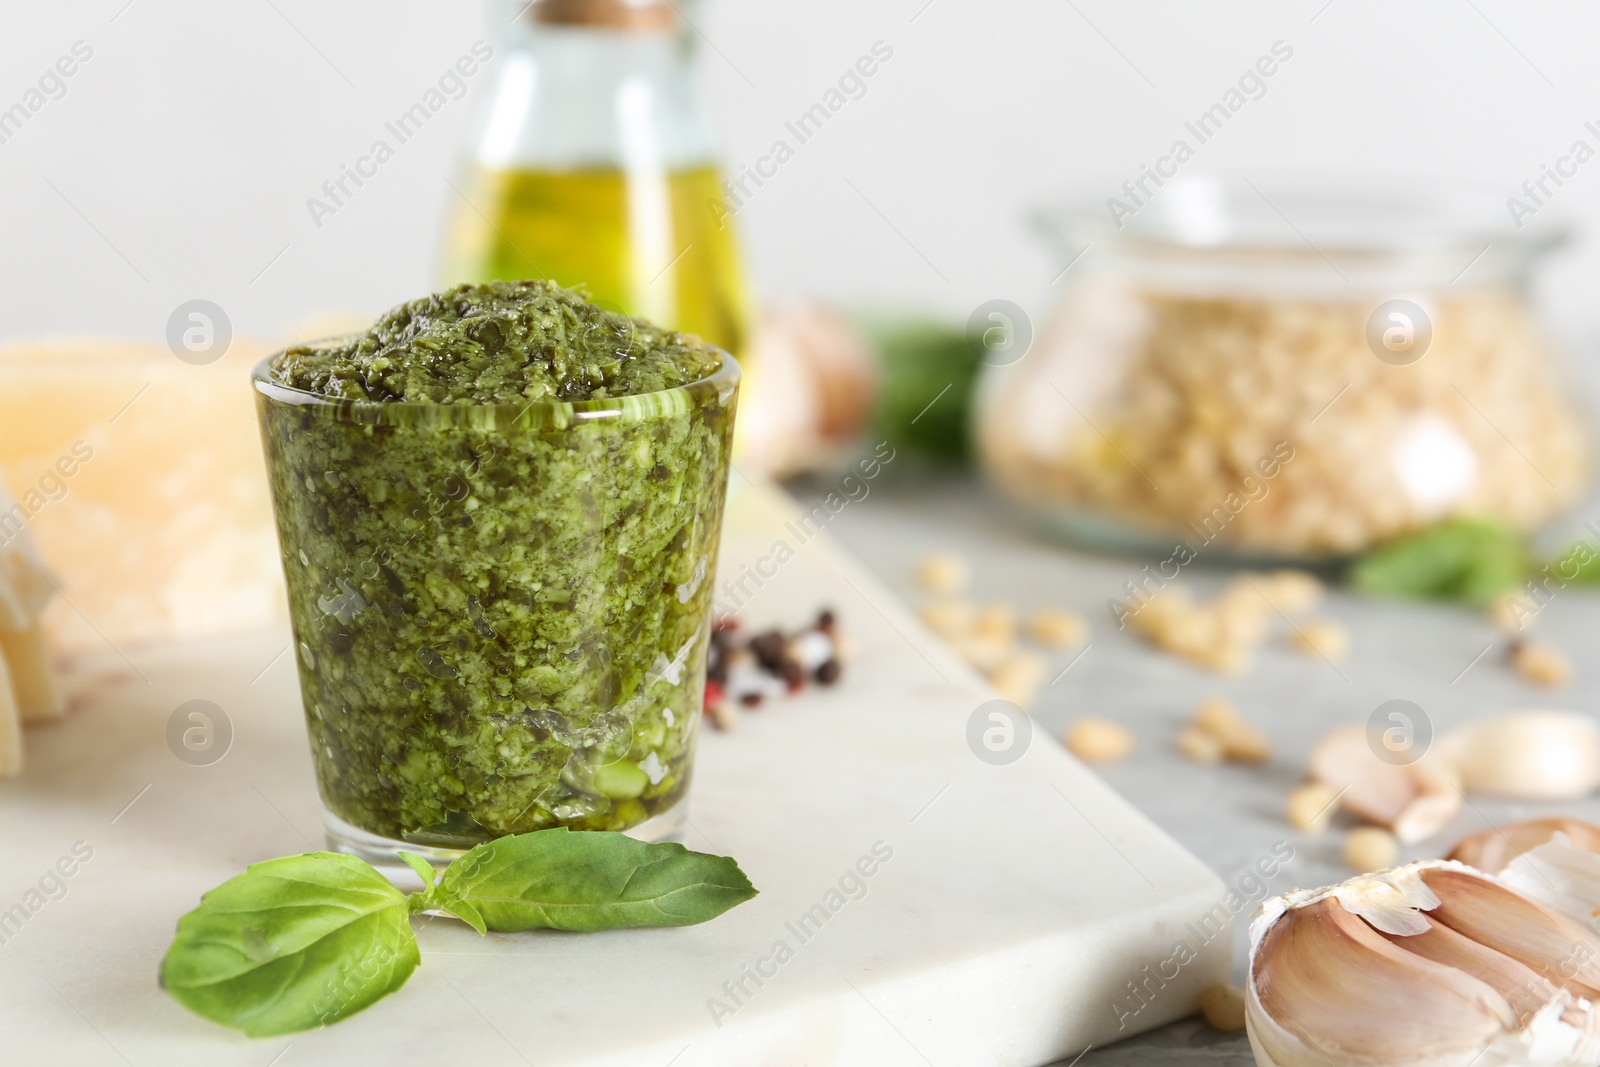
[253,345,739,866]
[977,176,1591,559]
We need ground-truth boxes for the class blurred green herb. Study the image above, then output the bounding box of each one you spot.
[867,321,984,463]
[1348,518,1529,606]
[161,831,757,1036]
[1548,538,1600,585]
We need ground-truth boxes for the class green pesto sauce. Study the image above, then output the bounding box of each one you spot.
[271,280,723,404]
[257,282,736,846]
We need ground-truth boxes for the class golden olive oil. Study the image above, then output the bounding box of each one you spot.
[442,165,749,360]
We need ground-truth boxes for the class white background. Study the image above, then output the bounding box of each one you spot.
[4,0,1600,347]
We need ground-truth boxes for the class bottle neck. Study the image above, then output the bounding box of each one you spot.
[474,1,712,171]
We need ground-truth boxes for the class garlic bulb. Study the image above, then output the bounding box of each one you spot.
[1309,725,1462,843]
[1248,858,1600,1066]
[1439,711,1600,801]
[734,300,879,478]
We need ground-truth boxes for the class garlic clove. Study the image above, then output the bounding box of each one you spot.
[1309,725,1412,823]
[1448,817,1600,873]
[1248,861,1600,1067]
[1309,725,1462,843]
[1438,710,1600,802]
[1378,914,1569,1026]
[1419,867,1600,998]
[1393,789,1464,846]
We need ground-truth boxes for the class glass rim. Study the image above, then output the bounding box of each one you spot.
[252,338,739,429]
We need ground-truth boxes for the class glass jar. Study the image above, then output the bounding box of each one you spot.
[977,177,1592,558]
[442,0,749,361]
[253,347,739,865]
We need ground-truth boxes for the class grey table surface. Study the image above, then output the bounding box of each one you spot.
[789,469,1600,1067]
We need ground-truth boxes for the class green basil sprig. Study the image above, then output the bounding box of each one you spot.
[161,830,757,1037]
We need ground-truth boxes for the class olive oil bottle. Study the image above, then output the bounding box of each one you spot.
[442,0,749,361]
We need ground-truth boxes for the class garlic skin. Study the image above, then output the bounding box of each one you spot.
[1247,860,1600,1067]
[1500,833,1600,928]
[1439,711,1600,801]
[1449,818,1600,874]
[1445,819,1600,926]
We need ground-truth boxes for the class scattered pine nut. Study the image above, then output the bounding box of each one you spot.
[1026,607,1088,650]
[1291,618,1350,662]
[989,651,1048,709]
[1199,984,1247,1032]
[972,603,1017,645]
[1254,569,1324,616]
[1128,574,1328,675]
[708,702,740,732]
[1176,727,1225,764]
[1192,696,1242,736]
[951,635,1012,675]
[919,599,975,640]
[1286,781,1340,834]
[1510,640,1573,689]
[915,553,969,594]
[1344,826,1399,872]
[1490,592,1534,635]
[1211,585,1272,645]
[1064,717,1135,764]
[1129,591,1252,674]
[1216,722,1271,764]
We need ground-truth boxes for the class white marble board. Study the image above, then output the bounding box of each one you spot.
[0,482,1229,1066]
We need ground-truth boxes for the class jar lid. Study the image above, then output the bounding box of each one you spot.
[1037,174,1569,292]
[529,0,678,31]
[1043,174,1568,256]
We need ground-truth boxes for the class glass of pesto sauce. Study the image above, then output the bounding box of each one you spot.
[252,281,738,866]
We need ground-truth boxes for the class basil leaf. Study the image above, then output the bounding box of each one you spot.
[161,852,420,1036]
[1349,518,1527,607]
[435,828,758,932]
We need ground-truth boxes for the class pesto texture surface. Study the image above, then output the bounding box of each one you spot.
[271,280,723,404]
[257,282,736,845]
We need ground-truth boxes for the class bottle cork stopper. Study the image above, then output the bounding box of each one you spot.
[530,0,678,31]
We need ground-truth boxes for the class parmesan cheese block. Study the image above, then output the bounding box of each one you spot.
[0,471,58,772]
[0,337,287,656]
[0,487,55,631]
[1,623,60,724]
[0,648,19,776]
